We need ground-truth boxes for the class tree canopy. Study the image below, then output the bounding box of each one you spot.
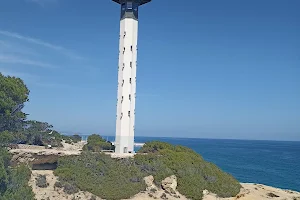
[0,73,80,147]
[0,73,29,132]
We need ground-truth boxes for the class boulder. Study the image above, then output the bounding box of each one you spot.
[144,175,154,188]
[143,175,161,199]
[203,189,209,195]
[161,175,177,194]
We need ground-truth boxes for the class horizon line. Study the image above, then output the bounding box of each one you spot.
[60,132,300,143]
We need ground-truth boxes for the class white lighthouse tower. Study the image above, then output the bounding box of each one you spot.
[112,0,151,154]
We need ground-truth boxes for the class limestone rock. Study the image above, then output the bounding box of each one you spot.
[9,144,82,167]
[144,175,154,188]
[161,175,178,194]
[203,189,209,195]
[144,175,160,199]
[10,151,61,166]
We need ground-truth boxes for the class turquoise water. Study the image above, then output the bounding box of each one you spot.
[80,135,300,191]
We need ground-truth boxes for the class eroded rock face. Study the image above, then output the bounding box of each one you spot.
[10,151,61,167]
[144,175,155,188]
[143,175,160,199]
[161,175,178,194]
[9,144,80,167]
[10,142,84,166]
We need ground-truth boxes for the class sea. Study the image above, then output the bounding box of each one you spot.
[79,135,300,192]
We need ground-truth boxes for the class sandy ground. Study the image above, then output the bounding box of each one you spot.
[29,170,101,200]
[11,142,136,159]
[10,141,86,155]
[203,183,300,200]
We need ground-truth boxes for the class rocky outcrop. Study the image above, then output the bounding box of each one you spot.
[141,175,186,200]
[10,150,62,167]
[161,175,178,194]
[143,175,160,199]
[144,175,155,188]
[9,144,81,167]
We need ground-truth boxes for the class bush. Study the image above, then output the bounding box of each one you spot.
[90,195,97,200]
[0,131,15,147]
[63,183,79,194]
[83,134,115,152]
[136,141,241,200]
[71,134,82,143]
[0,148,35,200]
[54,181,63,188]
[36,174,49,188]
[0,164,35,200]
[55,152,146,200]
[55,141,241,200]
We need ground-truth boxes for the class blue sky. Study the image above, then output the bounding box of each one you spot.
[0,0,299,141]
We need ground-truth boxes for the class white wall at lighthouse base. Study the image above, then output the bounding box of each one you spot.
[115,136,134,153]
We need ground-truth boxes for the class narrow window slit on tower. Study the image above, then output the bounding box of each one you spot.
[131,46,133,51]
[121,96,123,103]
[129,78,132,84]
[124,31,126,37]
[120,113,123,119]
[130,62,132,68]
[128,111,130,117]
[129,94,131,100]
[123,47,125,54]
[122,80,124,86]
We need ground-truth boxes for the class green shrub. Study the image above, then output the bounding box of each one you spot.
[137,141,241,200]
[0,131,15,147]
[55,141,241,200]
[82,134,115,152]
[71,134,82,143]
[55,152,145,200]
[63,182,79,194]
[0,164,35,200]
[54,181,63,188]
[36,174,49,188]
[0,148,35,200]
[0,148,11,194]
[90,195,97,200]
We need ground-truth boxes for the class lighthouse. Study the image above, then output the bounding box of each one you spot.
[112,0,151,154]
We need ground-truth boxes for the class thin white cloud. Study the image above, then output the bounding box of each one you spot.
[0,54,57,68]
[0,40,38,56]
[0,30,83,60]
